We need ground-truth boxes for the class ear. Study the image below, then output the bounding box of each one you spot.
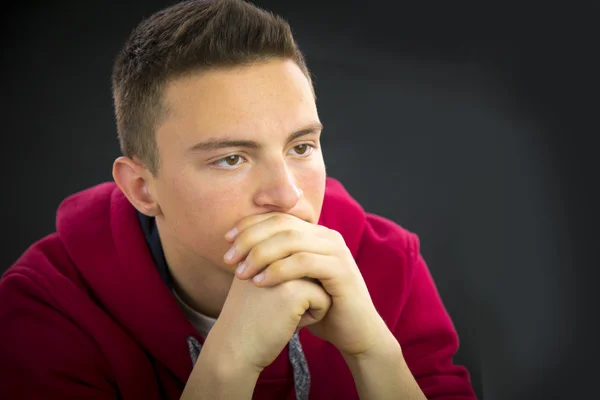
[112,156,162,217]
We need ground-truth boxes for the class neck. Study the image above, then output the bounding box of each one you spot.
[171,264,232,319]
[171,266,233,319]
[158,227,233,320]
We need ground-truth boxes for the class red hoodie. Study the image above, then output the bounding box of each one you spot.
[0,177,475,399]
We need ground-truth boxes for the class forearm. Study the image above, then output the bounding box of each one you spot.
[180,333,260,399]
[343,333,426,400]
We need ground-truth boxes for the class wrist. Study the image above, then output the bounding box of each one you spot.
[340,331,426,400]
[182,333,261,399]
[342,313,400,358]
[342,326,402,363]
[194,327,262,382]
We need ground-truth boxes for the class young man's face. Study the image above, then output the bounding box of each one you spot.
[151,58,326,273]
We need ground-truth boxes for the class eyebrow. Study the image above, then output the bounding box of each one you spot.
[187,122,323,152]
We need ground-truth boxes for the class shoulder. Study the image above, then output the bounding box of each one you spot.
[0,259,115,398]
[0,183,122,313]
[0,233,115,397]
[321,177,422,320]
[3,232,86,291]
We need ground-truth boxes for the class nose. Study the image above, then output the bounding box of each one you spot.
[253,162,303,211]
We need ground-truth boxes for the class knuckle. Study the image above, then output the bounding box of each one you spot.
[266,259,283,277]
[271,213,290,227]
[234,231,251,249]
[328,228,344,242]
[293,251,312,265]
[282,229,300,240]
[248,245,265,263]
[279,280,300,302]
[317,225,342,241]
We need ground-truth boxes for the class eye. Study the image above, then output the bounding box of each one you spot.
[289,144,314,156]
[213,155,245,168]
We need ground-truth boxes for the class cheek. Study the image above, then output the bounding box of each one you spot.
[301,167,326,198]
[189,190,243,232]
[295,156,327,212]
[166,167,241,219]
[158,172,247,260]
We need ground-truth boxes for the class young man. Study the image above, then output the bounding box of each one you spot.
[0,0,476,399]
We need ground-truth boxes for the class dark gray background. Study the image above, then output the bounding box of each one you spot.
[2,1,598,399]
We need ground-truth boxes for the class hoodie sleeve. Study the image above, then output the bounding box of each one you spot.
[395,235,477,399]
[0,267,117,400]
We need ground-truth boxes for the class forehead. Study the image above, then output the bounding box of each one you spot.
[159,59,318,143]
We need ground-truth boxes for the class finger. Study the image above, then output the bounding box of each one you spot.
[223,212,276,242]
[224,213,317,265]
[291,279,332,330]
[235,230,333,279]
[253,252,345,292]
[224,211,331,244]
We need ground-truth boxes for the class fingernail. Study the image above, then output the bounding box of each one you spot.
[224,247,236,261]
[253,272,265,283]
[225,227,238,240]
[236,261,246,275]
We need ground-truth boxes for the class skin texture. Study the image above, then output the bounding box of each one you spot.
[113,58,426,399]
[114,58,327,319]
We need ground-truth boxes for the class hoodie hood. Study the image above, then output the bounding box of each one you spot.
[56,182,198,383]
[55,177,366,385]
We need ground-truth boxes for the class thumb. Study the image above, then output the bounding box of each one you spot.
[295,281,331,331]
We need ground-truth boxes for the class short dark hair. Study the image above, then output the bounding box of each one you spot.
[111,0,312,175]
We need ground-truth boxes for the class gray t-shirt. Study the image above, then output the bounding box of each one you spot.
[172,288,216,339]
